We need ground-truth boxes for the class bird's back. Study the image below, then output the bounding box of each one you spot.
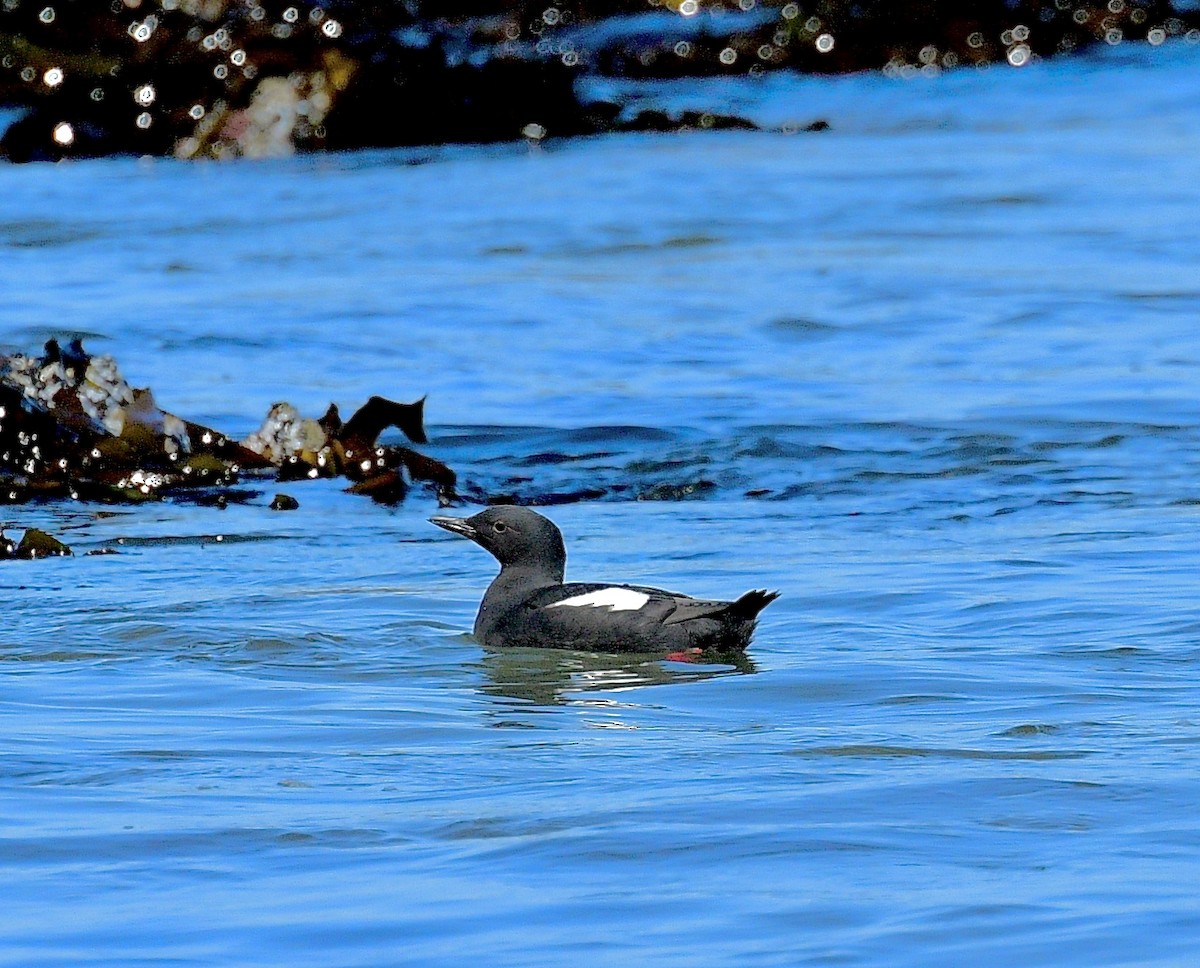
[481,582,777,653]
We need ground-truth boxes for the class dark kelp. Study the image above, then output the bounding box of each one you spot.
[243,395,455,503]
[1,341,455,507]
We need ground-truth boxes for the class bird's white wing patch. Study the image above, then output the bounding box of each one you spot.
[547,588,650,612]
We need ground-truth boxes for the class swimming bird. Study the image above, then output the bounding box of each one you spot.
[430,505,778,653]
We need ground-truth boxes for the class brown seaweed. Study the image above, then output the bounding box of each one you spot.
[338,395,428,448]
[1,341,455,508]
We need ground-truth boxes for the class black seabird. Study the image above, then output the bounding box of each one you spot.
[430,506,778,653]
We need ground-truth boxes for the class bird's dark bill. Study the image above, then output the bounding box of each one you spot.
[430,516,477,539]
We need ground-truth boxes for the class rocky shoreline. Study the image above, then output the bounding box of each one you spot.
[2,1,1197,162]
[1,340,455,518]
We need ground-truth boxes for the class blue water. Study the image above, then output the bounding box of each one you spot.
[4,43,1200,966]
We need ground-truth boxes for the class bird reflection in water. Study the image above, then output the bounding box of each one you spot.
[477,646,756,709]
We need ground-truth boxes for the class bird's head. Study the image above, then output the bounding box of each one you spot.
[430,505,566,579]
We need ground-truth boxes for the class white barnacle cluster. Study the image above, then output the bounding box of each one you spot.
[242,402,326,463]
[0,350,136,436]
[234,72,335,159]
[77,354,136,436]
[161,413,190,459]
[120,386,193,457]
[118,468,168,496]
[2,354,68,409]
[236,77,303,159]
[0,349,191,460]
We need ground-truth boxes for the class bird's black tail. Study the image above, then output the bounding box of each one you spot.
[729,589,780,621]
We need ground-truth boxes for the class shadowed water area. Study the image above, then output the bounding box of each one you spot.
[4,44,1200,966]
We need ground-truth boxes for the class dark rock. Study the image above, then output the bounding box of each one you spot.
[3,342,452,507]
[0,527,72,559]
[270,493,300,511]
[621,108,759,133]
[181,490,258,508]
[7,2,1191,162]
[637,480,717,501]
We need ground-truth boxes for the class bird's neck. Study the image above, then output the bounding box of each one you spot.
[476,564,562,639]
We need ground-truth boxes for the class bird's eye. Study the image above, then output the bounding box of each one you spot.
[493,521,508,533]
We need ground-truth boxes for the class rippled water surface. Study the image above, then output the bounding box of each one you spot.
[5,45,1200,966]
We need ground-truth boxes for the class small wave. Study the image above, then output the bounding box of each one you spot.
[791,744,1088,761]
